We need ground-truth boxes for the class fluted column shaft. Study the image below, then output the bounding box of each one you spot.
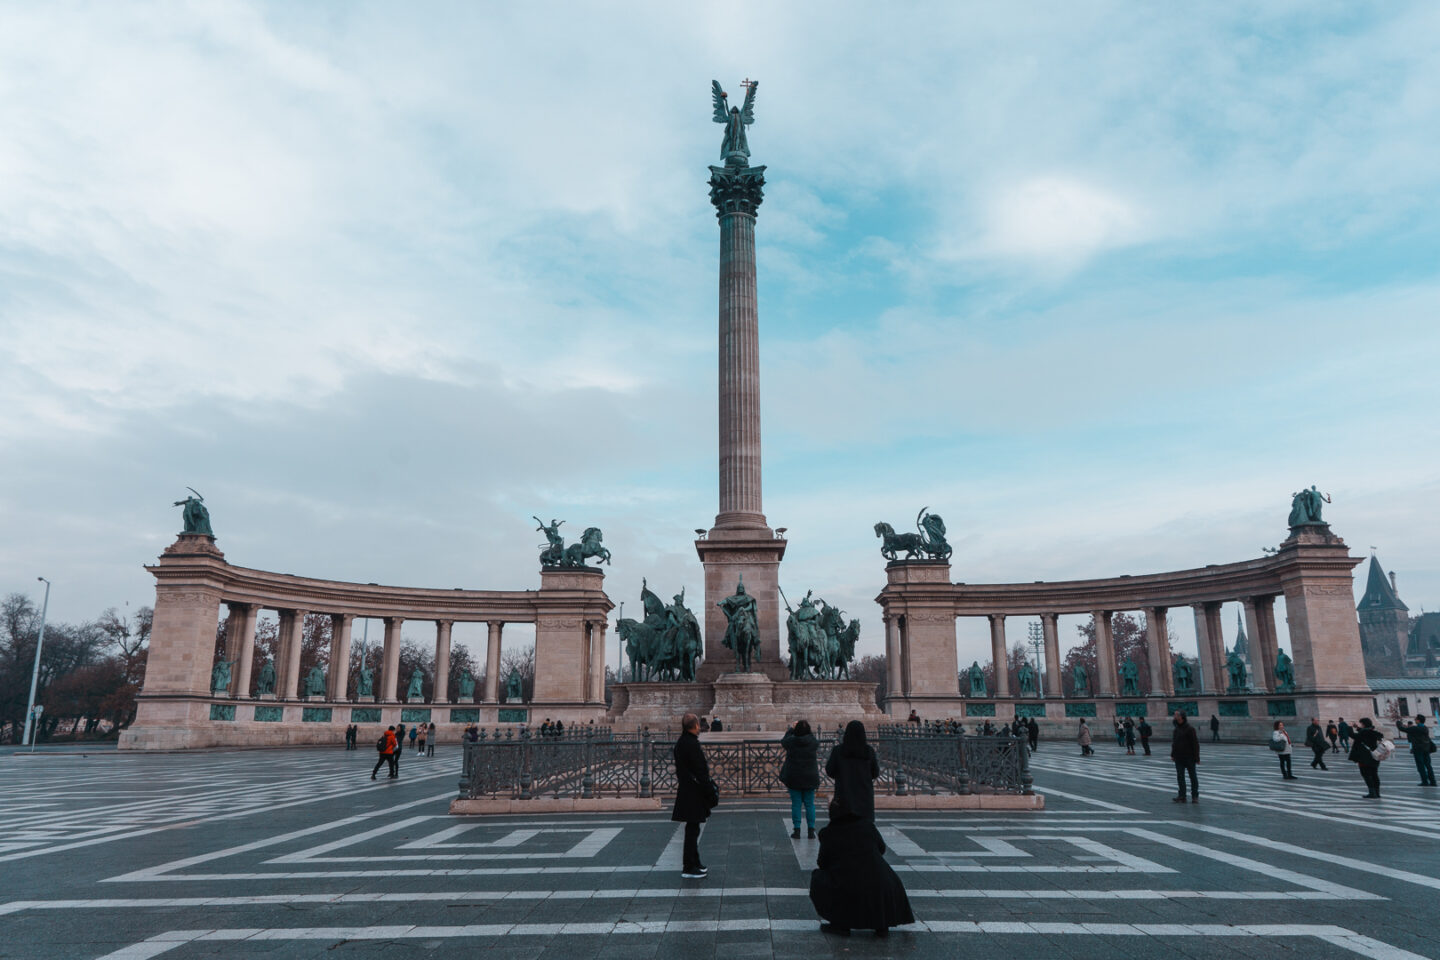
[717,210,763,525]
[1143,607,1172,697]
[434,620,453,704]
[989,614,1010,698]
[484,621,503,703]
[382,617,403,702]
[885,617,903,700]
[1093,611,1116,696]
[329,614,353,701]
[232,603,258,698]
[1040,613,1062,698]
[281,609,307,699]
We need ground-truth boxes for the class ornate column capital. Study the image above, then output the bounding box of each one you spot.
[709,164,766,218]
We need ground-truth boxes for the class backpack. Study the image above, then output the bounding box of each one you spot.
[376,735,388,753]
[1373,739,1395,762]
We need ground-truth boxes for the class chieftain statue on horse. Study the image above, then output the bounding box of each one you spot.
[616,580,701,682]
[784,588,860,680]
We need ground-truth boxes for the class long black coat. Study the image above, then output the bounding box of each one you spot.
[671,731,710,823]
[1349,727,1383,766]
[1170,720,1200,764]
[809,817,914,931]
[779,731,820,791]
[826,744,879,821]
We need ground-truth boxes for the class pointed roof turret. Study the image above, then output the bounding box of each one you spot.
[1358,555,1407,613]
[1232,609,1251,658]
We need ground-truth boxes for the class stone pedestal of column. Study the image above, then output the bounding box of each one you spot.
[696,532,788,682]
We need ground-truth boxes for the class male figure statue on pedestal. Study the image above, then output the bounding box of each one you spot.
[211,659,236,695]
[719,577,760,673]
[256,659,277,696]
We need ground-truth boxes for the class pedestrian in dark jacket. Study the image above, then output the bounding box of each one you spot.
[1209,714,1220,742]
[1349,717,1384,799]
[1123,719,1136,755]
[1338,718,1352,751]
[809,814,914,937]
[1027,717,1039,752]
[826,721,880,822]
[1326,721,1339,753]
[1171,711,1200,802]
[1304,718,1328,770]
[672,713,711,879]
[780,720,821,839]
[1138,718,1153,756]
[1397,715,1437,786]
[372,726,397,780]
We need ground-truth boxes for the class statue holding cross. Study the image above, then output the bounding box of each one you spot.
[712,79,758,166]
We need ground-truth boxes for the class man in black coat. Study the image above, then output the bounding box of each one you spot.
[672,712,711,879]
[1171,710,1200,803]
[1138,717,1153,756]
[1397,714,1437,786]
[1304,718,1329,770]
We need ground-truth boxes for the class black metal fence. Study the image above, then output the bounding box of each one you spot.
[457,728,1032,800]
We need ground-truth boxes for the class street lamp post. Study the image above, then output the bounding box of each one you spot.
[1027,620,1044,693]
[22,577,51,749]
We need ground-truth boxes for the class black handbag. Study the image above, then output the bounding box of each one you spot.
[702,777,720,809]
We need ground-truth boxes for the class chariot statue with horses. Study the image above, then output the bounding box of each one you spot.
[534,516,612,569]
[874,507,952,562]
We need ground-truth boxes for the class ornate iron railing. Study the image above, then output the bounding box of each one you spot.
[458,730,1032,800]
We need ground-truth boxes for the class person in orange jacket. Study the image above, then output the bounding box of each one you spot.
[372,726,398,780]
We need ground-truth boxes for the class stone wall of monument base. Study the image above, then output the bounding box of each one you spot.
[608,675,886,734]
[884,692,1378,744]
[118,695,606,750]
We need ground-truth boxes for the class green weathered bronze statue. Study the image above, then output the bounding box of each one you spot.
[406,669,425,700]
[174,487,213,536]
[1226,650,1248,692]
[719,576,760,672]
[1072,663,1089,697]
[1120,658,1141,697]
[1274,650,1295,693]
[211,658,236,694]
[505,670,523,703]
[304,665,326,697]
[1287,486,1331,527]
[712,79,756,166]
[1172,655,1194,694]
[784,590,831,680]
[875,507,952,562]
[256,658,276,696]
[457,669,475,700]
[967,661,987,698]
[618,579,701,682]
[1017,661,1039,697]
[356,658,374,697]
[534,516,612,569]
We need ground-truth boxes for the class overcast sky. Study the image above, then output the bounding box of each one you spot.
[3,2,1438,669]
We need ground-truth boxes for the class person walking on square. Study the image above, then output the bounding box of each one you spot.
[1123,719,1137,755]
[1326,720,1340,754]
[393,723,405,775]
[416,725,427,757]
[672,713,713,880]
[1339,718,1352,752]
[1172,711,1200,803]
[372,725,397,780]
[780,719,820,839]
[1272,721,1296,780]
[1027,717,1039,753]
[408,725,419,753]
[1209,714,1221,742]
[427,721,437,756]
[1349,717,1385,799]
[1138,717,1153,756]
[1304,718,1328,771]
[1397,714,1437,786]
[1078,719,1093,756]
[1114,718,1125,748]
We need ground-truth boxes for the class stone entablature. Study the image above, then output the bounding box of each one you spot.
[121,534,612,750]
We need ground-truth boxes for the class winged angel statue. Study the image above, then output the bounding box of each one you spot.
[712,79,757,165]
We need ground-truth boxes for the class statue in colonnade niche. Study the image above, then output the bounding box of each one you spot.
[874,507,953,562]
[1072,663,1089,697]
[719,577,760,673]
[173,487,214,536]
[1120,658,1141,697]
[304,665,326,697]
[1274,650,1295,693]
[457,669,475,700]
[407,669,426,700]
[967,661,986,698]
[505,669,524,703]
[1017,661,1038,697]
[256,658,277,696]
[1225,651,1248,692]
[356,658,374,697]
[1172,655,1194,694]
[1287,486,1331,527]
[210,659,236,695]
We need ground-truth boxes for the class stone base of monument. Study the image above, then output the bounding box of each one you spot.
[608,675,885,733]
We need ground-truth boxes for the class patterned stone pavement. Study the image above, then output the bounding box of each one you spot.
[2,739,1438,959]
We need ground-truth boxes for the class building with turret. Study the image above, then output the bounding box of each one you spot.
[1357,555,1410,677]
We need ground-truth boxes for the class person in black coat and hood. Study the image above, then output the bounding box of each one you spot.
[810,721,913,937]
[1348,717,1385,799]
[672,712,711,879]
[780,719,820,839]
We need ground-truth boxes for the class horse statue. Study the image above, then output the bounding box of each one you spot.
[835,617,860,680]
[719,577,760,672]
[619,580,699,682]
[785,591,827,679]
[875,507,953,562]
[561,527,611,567]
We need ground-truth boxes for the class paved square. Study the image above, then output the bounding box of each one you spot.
[3,742,1439,959]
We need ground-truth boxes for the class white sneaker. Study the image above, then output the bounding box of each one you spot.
[681,871,705,880]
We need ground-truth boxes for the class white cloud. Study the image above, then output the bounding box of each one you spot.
[975,176,1145,267]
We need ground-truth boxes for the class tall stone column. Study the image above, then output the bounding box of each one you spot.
[988,614,1010,698]
[696,156,788,681]
[1040,613,1062,698]
[1143,607,1172,697]
[1241,598,1272,693]
[1205,603,1227,691]
[484,621,503,703]
[329,614,353,702]
[588,621,607,704]
[1093,610,1116,696]
[381,616,403,702]
[885,616,903,701]
[433,620,453,704]
[1192,603,1224,694]
[1256,597,1282,686]
[280,609,306,699]
[233,603,258,698]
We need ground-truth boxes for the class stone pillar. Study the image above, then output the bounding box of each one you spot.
[1276,531,1368,692]
[885,616,903,701]
[1143,607,1173,697]
[1256,597,1282,686]
[1040,613,1062,698]
[329,614,353,702]
[1205,603,1227,691]
[588,621,607,704]
[988,614,1010,698]
[1241,598,1271,693]
[1192,603,1224,694]
[433,620,452,704]
[381,616,403,702]
[279,609,306,699]
[232,603,258,698]
[881,563,957,701]
[484,621,503,703]
[1093,610,1116,696]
